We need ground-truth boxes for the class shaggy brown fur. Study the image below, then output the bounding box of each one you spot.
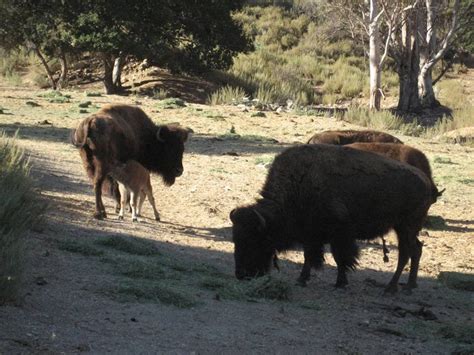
[346,143,444,203]
[72,104,189,219]
[307,129,403,145]
[230,144,432,294]
[110,160,160,222]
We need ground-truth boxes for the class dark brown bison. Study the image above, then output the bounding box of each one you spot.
[72,104,189,219]
[230,144,432,294]
[307,129,403,145]
[346,142,444,203]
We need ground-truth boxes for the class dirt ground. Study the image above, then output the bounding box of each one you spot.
[0,81,473,354]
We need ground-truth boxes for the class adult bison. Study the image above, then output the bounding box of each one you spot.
[72,104,189,219]
[346,142,444,203]
[230,144,432,294]
[307,129,403,145]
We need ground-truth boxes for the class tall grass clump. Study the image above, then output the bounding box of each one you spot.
[340,107,422,136]
[207,85,248,105]
[424,106,474,138]
[0,132,43,304]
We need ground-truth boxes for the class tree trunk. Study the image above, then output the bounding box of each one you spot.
[112,53,124,88]
[102,54,119,94]
[418,66,439,107]
[396,7,421,112]
[57,50,68,90]
[33,46,57,90]
[368,0,382,110]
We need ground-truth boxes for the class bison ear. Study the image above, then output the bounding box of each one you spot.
[156,126,168,142]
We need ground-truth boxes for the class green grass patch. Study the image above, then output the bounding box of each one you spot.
[156,98,186,109]
[438,272,474,292]
[255,155,274,166]
[95,235,161,256]
[78,101,92,108]
[109,280,198,308]
[37,90,71,103]
[0,132,44,304]
[201,275,292,301]
[57,239,104,256]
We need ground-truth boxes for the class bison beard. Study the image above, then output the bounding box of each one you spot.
[72,104,188,219]
[230,144,432,294]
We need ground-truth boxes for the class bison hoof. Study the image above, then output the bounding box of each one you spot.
[132,217,139,223]
[117,215,124,221]
[93,211,106,220]
[384,284,398,294]
[296,278,307,287]
[154,214,161,221]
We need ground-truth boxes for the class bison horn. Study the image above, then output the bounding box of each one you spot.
[156,126,165,142]
[253,208,266,230]
[437,188,446,197]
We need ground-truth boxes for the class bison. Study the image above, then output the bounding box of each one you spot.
[110,160,160,222]
[346,142,444,203]
[230,144,432,294]
[307,129,403,145]
[72,104,189,219]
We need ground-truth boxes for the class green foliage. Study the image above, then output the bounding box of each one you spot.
[37,91,71,103]
[0,133,43,304]
[208,85,248,105]
[95,236,161,256]
[156,98,187,109]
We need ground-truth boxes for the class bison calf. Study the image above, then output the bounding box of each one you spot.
[110,160,160,222]
[307,129,403,145]
[230,144,432,294]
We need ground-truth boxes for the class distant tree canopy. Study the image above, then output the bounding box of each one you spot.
[0,0,251,93]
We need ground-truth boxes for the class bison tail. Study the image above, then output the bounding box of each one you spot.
[71,119,91,148]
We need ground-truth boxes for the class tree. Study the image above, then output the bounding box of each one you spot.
[417,0,461,107]
[0,0,73,89]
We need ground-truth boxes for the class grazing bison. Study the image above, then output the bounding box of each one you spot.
[346,142,445,203]
[307,129,403,145]
[230,144,432,293]
[72,104,189,219]
[110,160,160,222]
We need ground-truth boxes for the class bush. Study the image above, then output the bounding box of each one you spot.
[424,106,474,138]
[0,133,43,304]
[207,85,248,105]
[340,107,422,136]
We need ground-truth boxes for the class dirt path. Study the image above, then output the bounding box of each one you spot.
[0,84,473,354]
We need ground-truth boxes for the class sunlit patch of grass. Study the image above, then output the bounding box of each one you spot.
[37,90,72,103]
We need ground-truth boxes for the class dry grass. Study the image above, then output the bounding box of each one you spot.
[0,133,44,304]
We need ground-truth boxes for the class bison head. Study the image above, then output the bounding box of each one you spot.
[155,125,189,186]
[230,206,275,280]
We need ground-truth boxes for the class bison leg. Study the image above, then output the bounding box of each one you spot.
[93,174,107,219]
[385,226,412,294]
[330,237,359,288]
[297,244,324,286]
[130,191,139,222]
[144,180,160,221]
[406,238,423,290]
[117,183,128,220]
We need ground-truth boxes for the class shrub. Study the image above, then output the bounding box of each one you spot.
[208,85,248,105]
[340,107,422,136]
[423,106,474,138]
[0,133,43,304]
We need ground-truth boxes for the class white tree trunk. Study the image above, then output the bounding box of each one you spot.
[368,0,382,110]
